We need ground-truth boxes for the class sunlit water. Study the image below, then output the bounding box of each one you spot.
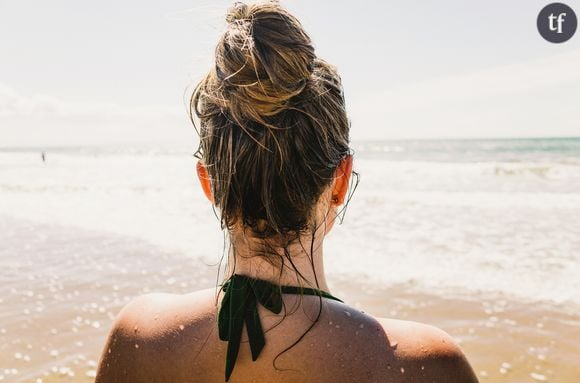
[1,137,579,382]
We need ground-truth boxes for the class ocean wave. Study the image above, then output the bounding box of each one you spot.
[1,143,580,305]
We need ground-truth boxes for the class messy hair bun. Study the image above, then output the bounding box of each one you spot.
[191,1,351,239]
[215,1,316,123]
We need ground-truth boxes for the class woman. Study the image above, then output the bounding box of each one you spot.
[95,2,478,382]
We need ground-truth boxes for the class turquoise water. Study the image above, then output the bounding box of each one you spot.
[354,137,580,162]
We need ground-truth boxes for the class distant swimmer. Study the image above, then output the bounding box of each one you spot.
[41,152,46,162]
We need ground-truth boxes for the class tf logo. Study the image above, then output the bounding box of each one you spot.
[537,3,577,43]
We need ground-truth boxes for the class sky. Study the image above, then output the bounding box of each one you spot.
[0,0,579,147]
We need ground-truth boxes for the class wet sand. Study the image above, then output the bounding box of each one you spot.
[1,218,579,382]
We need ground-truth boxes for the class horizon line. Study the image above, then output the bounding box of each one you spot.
[1,135,580,151]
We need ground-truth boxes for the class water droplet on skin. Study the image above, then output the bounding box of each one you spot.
[344,311,351,317]
[179,325,185,331]
[400,367,405,374]
[134,344,139,349]
[335,325,340,329]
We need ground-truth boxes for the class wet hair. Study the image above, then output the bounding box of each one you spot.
[189,1,357,372]
[190,1,351,242]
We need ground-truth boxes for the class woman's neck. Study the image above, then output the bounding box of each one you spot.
[225,228,330,293]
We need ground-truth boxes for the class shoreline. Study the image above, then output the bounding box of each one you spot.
[1,218,579,382]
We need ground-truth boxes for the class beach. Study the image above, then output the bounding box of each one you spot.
[1,138,579,382]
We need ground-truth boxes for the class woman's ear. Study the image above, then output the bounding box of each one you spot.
[331,155,353,206]
[196,161,214,203]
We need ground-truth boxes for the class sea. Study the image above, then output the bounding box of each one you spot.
[1,137,579,304]
[1,137,580,382]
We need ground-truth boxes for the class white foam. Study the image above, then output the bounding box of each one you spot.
[1,149,579,304]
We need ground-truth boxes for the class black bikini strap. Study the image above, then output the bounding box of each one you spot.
[217,274,342,381]
[278,284,344,302]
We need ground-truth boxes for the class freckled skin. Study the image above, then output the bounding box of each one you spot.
[95,289,478,383]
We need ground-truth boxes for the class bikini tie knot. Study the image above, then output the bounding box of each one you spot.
[217,273,343,381]
[218,274,284,381]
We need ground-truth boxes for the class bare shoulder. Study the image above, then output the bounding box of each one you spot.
[377,317,479,383]
[115,289,216,333]
[95,289,218,383]
[377,317,464,359]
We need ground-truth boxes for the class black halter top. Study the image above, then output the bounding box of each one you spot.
[217,273,343,382]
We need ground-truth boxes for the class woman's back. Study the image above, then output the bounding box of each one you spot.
[96,288,477,383]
